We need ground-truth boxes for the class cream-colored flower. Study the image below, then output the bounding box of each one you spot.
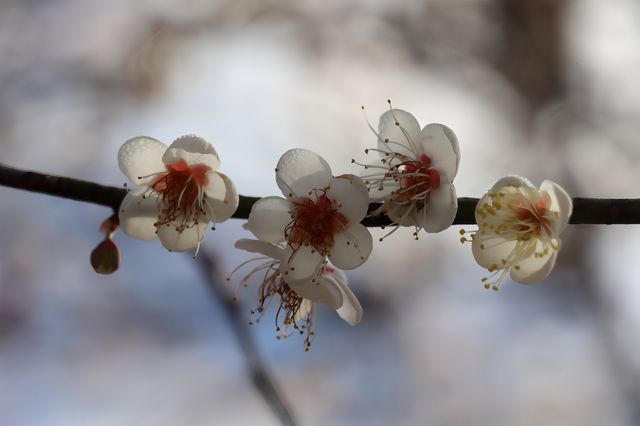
[118,135,238,253]
[462,176,572,290]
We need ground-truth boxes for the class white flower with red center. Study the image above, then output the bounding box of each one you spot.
[460,176,572,290]
[118,135,239,253]
[232,239,362,351]
[356,106,460,239]
[246,149,373,283]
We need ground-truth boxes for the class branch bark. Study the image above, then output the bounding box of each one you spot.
[1,163,639,225]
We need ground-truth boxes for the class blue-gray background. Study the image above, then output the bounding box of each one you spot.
[1,1,640,425]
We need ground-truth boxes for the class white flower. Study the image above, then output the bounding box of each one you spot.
[461,176,572,290]
[245,149,373,283]
[232,238,363,350]
[118,135,239,253]
[356,106,460,239]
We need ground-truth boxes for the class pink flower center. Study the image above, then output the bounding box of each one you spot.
[151,160,211,228]
[286,193,348,255]
[395,153,440,203]
[514,191,553,239]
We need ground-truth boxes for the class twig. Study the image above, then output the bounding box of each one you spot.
[195,251,296,426]
[1,163,640,225]
[0,164,126,210]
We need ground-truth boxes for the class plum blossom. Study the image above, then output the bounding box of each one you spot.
[118,135,238,254]
[232,238,362,350]
[355,104,460,239]
[245,149,373,283]
[460,176,572,290]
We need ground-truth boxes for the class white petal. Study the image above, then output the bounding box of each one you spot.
[204,171,226,200]
[489,175,535,192]
[472,236,517,269]
[204,172,239,223]
[163,135,220,170]
[234,239,284,260]
[384,201,418,226]
[281,245,324,282]
[474,193,494,224]
[294,299,313,323]
[418,181,457,233]
[326,175,370,223]
[324,269,362,325]
[291,279,342,310]
[157,222,208,252]
[276,149,333,198]
[417,124,459,179]
[118,193,159,241]
[326,266,348,285]
[118,136,167,185]
[510,244,559,284]
[328,223,372,270]
[377,109,421,158]
[246,196,291,244]
[540,180,572,234]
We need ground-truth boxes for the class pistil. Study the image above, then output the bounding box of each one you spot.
[285,192,348,255]
[149,160,211,230]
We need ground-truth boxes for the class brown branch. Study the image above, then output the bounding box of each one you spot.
[196,251,296,426]
[1,163,640,225]
[0,164,126,210]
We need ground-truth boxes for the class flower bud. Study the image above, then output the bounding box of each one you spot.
[91,238,121,274]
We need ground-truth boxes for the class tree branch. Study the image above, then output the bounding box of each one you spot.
[1,163,639,225]
[0,164,126,210]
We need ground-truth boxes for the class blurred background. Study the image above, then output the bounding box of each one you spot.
[1,0,640,424]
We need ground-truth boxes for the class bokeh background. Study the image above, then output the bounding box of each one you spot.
[2,0,640,425]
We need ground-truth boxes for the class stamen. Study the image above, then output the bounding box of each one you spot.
[285,190,348,256]
[470,185,562,289]
[148,161,211,239]
[230,252,320,349]
[388,105,420,157]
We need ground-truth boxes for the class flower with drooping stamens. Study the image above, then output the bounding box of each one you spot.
[355,104,460,240]
[461,175,572,290]
[231,238,362,350]
[246,149,373,283]
[118,135,239,254]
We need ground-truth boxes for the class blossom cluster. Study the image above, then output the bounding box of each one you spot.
[115,105,573,349]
